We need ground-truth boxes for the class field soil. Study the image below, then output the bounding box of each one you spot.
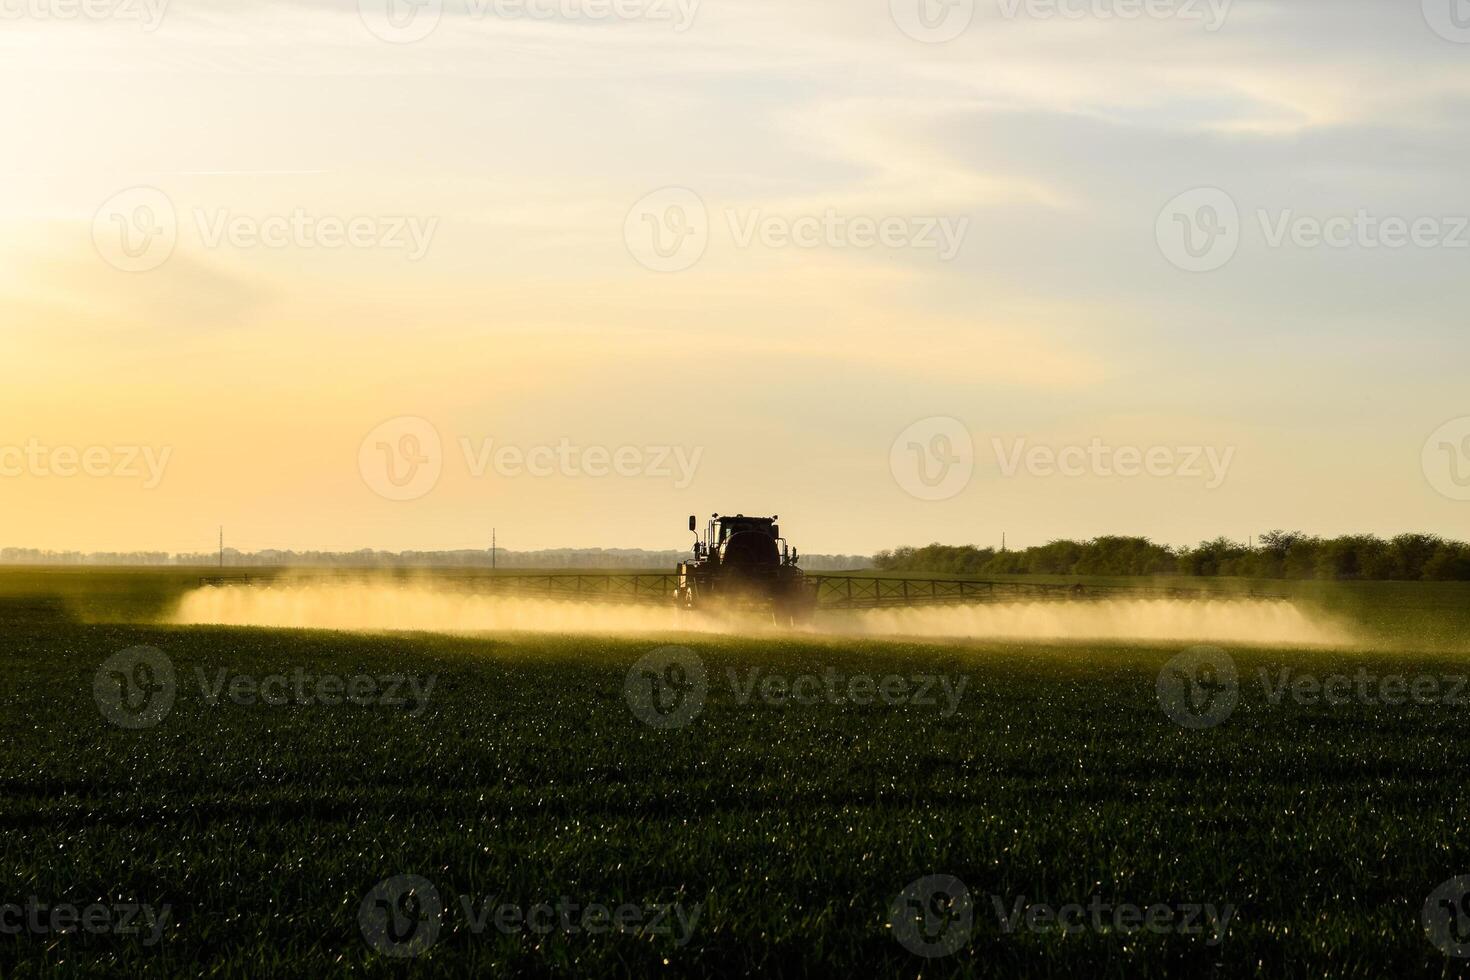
[1,569,1468,976]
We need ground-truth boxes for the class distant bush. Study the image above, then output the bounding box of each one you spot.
[872,531,1470,581]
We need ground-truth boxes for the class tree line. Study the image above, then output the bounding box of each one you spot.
[872,532,1470,581]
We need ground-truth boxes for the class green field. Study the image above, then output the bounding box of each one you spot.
[2,568,1470,976]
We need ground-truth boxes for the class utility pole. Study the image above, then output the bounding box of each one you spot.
[1001,532,1006,553]
[491,528,496,570]
[218,527,224,568]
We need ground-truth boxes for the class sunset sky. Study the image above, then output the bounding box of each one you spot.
[3,0,1469,556]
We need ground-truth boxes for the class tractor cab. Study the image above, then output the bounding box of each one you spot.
[688,514,798,570]
[676,512,812,620]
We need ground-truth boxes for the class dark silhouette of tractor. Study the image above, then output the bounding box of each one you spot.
[676,514,816,623]
[199,514,1287,617]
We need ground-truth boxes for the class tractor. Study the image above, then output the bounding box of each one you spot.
[196,514,1287,618]
[675,514,817,624]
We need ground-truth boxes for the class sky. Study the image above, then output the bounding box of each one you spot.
[2,0,1469,556]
